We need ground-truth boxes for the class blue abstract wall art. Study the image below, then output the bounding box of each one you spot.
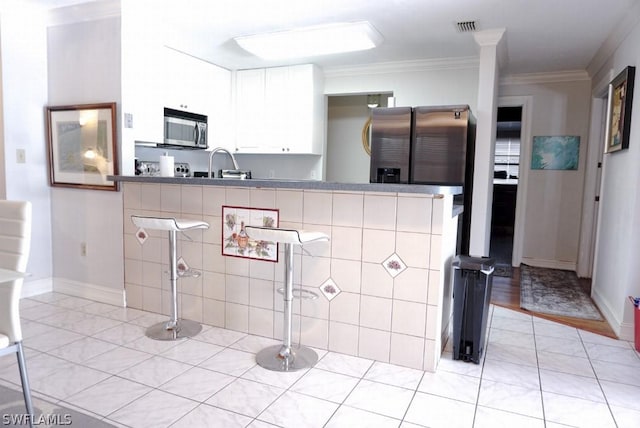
[531,136,580,170]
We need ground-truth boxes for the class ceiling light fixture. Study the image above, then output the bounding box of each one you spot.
[234,21,383,61]
[367,94,380,108]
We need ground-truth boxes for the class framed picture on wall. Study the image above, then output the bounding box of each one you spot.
[46,102,119,190]
[605,66,635,153]
[531,136,580,170]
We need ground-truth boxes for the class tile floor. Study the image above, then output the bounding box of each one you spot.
[1,292,640,427]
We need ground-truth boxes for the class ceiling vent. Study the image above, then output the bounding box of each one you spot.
[456,21,477,33]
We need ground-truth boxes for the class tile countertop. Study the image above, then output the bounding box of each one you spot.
[108,175,463,196]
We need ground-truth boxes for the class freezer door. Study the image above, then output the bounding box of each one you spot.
[369,107,412,183]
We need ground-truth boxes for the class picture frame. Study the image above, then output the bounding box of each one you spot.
[46,102,119,190]
[222,205,280,262]
[605,66,635,153]
[531,136,580,170]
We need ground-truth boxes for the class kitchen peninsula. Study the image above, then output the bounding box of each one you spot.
[111,175,461,372]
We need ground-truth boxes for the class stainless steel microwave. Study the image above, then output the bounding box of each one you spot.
[162,107,207,149]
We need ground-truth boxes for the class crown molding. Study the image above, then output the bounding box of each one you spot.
[473,28,508,69]
[47,0,120,27]
[500,70,591,86]
[587,1,640,77]
[473,28,506,47]
[324,56,479,78]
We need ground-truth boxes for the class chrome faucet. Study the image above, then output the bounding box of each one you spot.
[208,147,239,178]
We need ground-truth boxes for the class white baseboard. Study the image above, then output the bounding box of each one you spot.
[53,278,126,307]
[619,322,635,342]
[21,278,54,298]
[591,287,626,340]
[520,257,576,271]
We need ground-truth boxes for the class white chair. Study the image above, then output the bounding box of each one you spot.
[0,200,33,425]
[131,215,209,340]
[244,226,329,372]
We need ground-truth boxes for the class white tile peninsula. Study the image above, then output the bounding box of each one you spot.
[112,176,462,372]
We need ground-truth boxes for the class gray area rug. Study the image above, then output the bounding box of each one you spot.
[493,263,513,278]
[520,264,603,320]
[0,384,114,427]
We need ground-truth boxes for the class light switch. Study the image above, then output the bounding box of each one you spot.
[16,149,25,164]
[124,113,134,128]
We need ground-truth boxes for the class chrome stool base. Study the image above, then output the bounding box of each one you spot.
[244,226,329,373]
[131,215,209,342]
[145,319,202,341]
[256,344,318,372]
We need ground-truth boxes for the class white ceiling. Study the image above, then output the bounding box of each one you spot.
[18,0,640,74]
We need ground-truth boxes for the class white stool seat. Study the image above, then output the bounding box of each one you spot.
[245,226,328,245]
[132,215,209,232]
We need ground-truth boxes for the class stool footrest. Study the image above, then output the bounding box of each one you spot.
[178,269,202,278]
[164,269,202,278]
[276,287,319,300]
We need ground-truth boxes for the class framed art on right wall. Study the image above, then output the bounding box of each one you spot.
[605,66,635,153]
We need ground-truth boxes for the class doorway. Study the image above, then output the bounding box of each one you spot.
[490,106,522,276]
[325,93,393,183]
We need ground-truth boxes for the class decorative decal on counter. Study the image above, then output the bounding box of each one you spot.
[222,205,279,262]
[382,253,407,278]
[319,278,341,301]
[135,227,148,245]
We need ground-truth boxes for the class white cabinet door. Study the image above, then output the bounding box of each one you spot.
[235,68,266,152]
[164,47,202,113]
[286,64,322,154]
[234,64,324,154]
[264,66,291,152]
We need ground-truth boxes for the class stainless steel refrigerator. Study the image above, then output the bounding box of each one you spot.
[369,105,476,254]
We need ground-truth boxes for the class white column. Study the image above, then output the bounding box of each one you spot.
[469,29,506,257]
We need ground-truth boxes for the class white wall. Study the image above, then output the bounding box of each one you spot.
[499,79,592,269]
[47,13,124,300]
[324,61,479,112]
[326,95,372,183]
[590,18,640,339]
[0,7,53,292]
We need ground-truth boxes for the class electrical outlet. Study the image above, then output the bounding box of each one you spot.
[80,242,87,257]
[16,149,26,164]
[124,113,134,128]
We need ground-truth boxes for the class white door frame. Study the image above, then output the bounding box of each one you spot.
[576,70,615,278]
[497,96,533,267]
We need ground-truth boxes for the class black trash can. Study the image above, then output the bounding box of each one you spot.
[452,255,495,363]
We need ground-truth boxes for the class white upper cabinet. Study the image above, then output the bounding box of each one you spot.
[235,64,324,154]
[163,48,233,150]
[164,47,209,114]
[234,68,266,152]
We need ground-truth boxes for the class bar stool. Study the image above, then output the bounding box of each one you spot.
[245,226,329,372]
[131,215,209,340]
